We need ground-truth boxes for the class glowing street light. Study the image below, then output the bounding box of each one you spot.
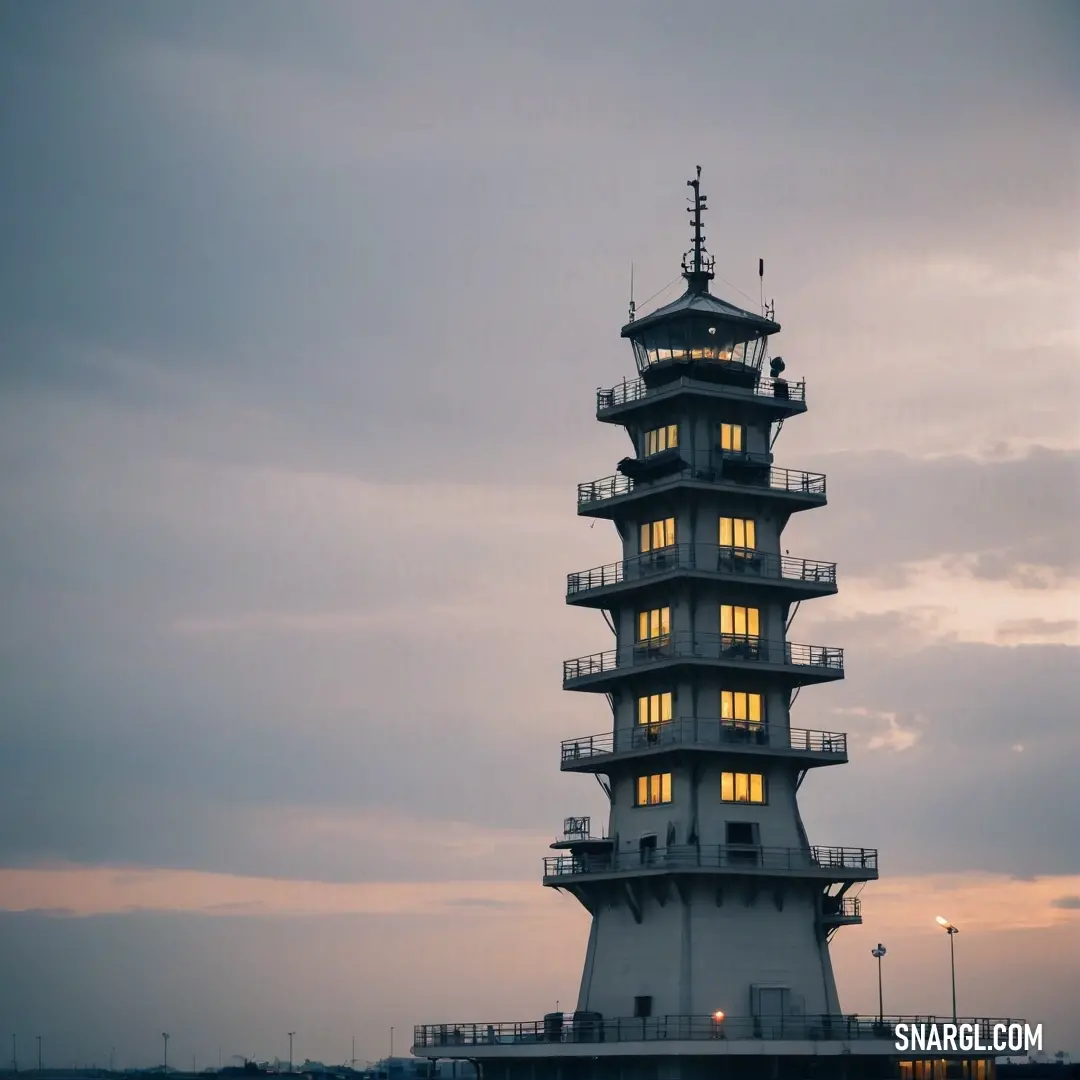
[936,916,959,1021]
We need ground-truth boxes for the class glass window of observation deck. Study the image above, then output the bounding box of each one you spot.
[722,690,762,725]
[719,516,755,549]
[638,607,671,642]
[644,424,678,456]
[633,329,767,370]
[721,605,759,637]
[641,517,675,552]
[721,771,765,804]
[638,692,673,725]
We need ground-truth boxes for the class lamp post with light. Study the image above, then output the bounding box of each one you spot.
[162,1034,169,1075]
[711,1012,725,1039]
[871,944,886,1024]
[936,916,959,1021]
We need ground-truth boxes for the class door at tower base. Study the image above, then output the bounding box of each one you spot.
[575,881,840,1017]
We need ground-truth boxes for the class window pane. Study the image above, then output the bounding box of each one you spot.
[668,425,678,448]
[637,777,647,805]
[745,519,756,548]
[653,521,663,548]
[733,692,747,721]
[638,612,648,640]
[661,773,671,802]
[660,692,672,722]
[750,774,764,803]
[719,517,732,546]
[735,773,749,801]
[721,690,733,720]
[748,693,762,723]
[734,607,747,636]
[721,772,734,801]
[664,518,675,546]
[748,608,760,637]
[638,697,649,725]
[640,524,650,553]
[660,608,670,635]
[720,605,733,635]
[649,774,660,803]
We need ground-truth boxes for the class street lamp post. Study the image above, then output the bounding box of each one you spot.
[163,1033,170,1075]
[288,1032,295,1074]
[871,944,887,1024]
[12,1033,17,1073]
[936,916,960,1021]
[37,1037,42,1073]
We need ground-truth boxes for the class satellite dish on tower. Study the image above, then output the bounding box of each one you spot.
[770,356,786,378]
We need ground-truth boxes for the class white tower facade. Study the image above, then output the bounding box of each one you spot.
[413,172,1009,1080]
[551,169,874,1028]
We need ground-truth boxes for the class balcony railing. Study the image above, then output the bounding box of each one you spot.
[596,375,806,412]
[566,545,836,595]
[543,845,878,878]
[823,895,861,919]
[560,721,847,762]
[562,633,844,682]
[415,1014,1019,1048]
[577,464,826,507]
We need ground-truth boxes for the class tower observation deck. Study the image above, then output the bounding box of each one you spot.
[413,172,1014,1079]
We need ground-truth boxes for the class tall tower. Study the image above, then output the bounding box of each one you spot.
[414,172,1007,1079]
[553,167,873,1025]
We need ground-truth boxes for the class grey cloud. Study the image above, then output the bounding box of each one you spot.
[1050,896,1080,910]
[997,619,1079,643]
[788,447,1080,586]
[794,631,1080,878]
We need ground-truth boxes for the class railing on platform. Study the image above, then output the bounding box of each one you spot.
[596,375,807,412]
[560,721,847,762]
[566,545,836,595]
[562,634,844,682]
[414,1014,1019,1047]
[542,845,877,878]
[577,465,826,507]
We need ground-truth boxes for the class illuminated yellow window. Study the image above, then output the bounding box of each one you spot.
[720,772,765,804]
[719,516,756,550]
[644,424,678,456]
[720,605,759,637]
[637,607,671,642]
[636,772,673,806]
[637,692,673,725]
[722,691,763,724]
[719,423,744,452]
[640,517,676,553]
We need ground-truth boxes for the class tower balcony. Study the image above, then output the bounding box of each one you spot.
[822,895,862,930]
[543,844,878,885]
[566,545,836,607]
[577,462,826,518]
[562,633,844,691]
[560,720,848,772]
[596,372,806,424]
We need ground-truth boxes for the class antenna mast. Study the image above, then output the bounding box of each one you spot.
[628,262,635,322]
[681,166,714,293]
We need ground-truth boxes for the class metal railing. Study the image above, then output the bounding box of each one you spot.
[596,375,807,412]
[560,721,847,762]
[577,465,826,507]
[823,896,862,919]
[543,845,878,878]
[414,1014,1018,1048]
[566,546,836,595]
[562,633,844,682]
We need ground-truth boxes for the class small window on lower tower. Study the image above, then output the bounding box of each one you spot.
[634,995,653,1018]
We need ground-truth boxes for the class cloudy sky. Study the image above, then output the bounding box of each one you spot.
[1,0,1078,1068]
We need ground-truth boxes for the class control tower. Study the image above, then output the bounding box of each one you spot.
[413,171,1007,1080]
